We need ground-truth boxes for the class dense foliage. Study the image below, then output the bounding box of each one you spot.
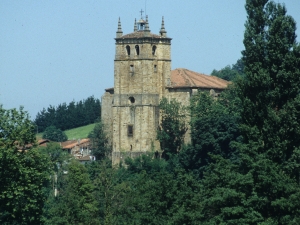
[0,106,50,224]
[88,122,111,161]
[157,98,188,159]
[211,58,245,81]
[42,125,68,142]
[34,96,100,132]
[178,88,241,178]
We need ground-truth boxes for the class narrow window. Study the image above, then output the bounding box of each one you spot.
[135,45,140,55]
[154,65,157,73]
[126,45,130,56]
[130,65,134,73]
[152,45,157,55]
[128,125,133,136]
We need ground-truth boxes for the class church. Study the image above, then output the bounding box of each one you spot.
[101,15,229,164]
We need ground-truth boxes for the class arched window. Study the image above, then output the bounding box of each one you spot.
[126,45,130,56]
[135,45,140,55]
[152,45,157,55]
[129,96,135,104]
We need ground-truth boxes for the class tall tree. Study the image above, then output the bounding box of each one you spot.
[0,106,50,224]
[157,98,188,159]
[238,1,300,221]
[180,89,241,178]
[239,0,300,173]
[199,1,300,224]
[88,122,111,161]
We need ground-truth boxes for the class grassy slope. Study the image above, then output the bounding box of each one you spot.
[36,123,96,140]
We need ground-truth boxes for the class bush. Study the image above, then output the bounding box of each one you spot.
[42,126,68,142]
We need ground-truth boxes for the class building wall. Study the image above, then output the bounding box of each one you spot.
[105,36,172,164]
[101,91,114,145]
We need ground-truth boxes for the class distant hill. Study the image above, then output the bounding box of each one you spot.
[36,123,95,141]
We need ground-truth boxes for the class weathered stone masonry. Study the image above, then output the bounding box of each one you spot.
[102,15,229,164]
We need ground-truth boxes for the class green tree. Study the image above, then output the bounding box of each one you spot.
[116,157,202,224]
[157,98,188,159]
[88,122,111,161]
[179,89,241,178]
[0,106,51,224]
[191,1,300,224]
[44,160,99,225]
[201,1,300,223]
[211,59,245,81]
[236,0,300,221]
[43,125,68,142]
[211,65,240,81]
[34,96,101,132]
[238,0,300,163]
[86,160,130,225]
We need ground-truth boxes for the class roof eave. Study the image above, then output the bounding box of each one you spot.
[166,86,227,90]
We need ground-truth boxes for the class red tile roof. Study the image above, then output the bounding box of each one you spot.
[61,138,90,149]
[169,68,229,89]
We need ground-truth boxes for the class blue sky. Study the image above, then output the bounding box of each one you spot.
[1,0,300,119]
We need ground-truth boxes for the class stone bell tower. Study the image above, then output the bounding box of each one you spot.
[102,15,172,164]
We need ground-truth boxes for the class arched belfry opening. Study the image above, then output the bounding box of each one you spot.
[135,45,140,55]
[126,45,130,56]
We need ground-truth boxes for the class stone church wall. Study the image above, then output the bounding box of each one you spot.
[101,91,114,146]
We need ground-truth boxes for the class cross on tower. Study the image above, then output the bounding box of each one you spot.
[140,9,144,19]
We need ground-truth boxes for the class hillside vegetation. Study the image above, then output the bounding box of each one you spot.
[34,96,100,133]
[65,123,95,140]
[36,123,96,140]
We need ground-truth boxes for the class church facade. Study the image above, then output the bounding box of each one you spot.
[101,16,229,164]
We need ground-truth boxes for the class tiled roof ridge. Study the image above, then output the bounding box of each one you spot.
[184,68,224,88]
[171,68,229,89]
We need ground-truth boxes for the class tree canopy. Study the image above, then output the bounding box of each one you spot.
[88,122,111,161]
[34,96,101,132]
[0,106,50,224]
[157,98,188,159]
[42,125,68,142]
